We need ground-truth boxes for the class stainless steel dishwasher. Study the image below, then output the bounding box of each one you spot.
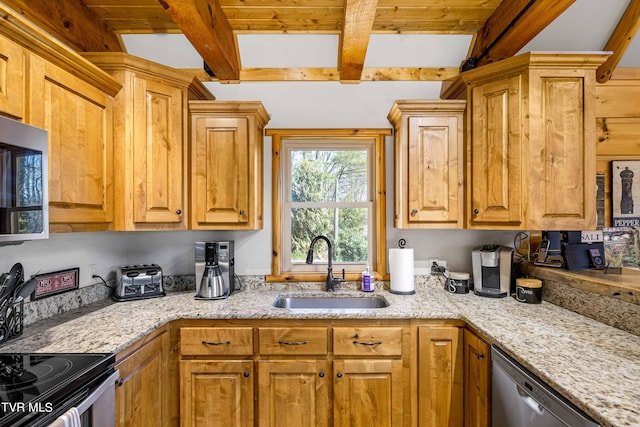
[492,346,599,427]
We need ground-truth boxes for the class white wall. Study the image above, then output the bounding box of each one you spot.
[0,79,516,284]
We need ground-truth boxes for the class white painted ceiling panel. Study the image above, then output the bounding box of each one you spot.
[518,0,639,67]
[121,33,203,68]
[237,34,339,68]
[363,34,473,68]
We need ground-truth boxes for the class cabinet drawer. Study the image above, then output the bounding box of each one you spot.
[180,327,254,356]
[259,327,328,355]
[333,327,403,357]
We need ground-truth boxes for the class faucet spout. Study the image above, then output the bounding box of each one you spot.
[306,235,343,291]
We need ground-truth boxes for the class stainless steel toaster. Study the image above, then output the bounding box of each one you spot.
[113,264,165,301]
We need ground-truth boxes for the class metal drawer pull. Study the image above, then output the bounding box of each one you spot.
[278,340,308,345]
[352,334,382,346]
[353,339,383,346]
[202,340,231,346]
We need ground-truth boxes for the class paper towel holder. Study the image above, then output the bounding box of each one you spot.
[389,244,416,295]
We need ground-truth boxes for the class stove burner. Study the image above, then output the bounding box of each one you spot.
[0,353,114,427]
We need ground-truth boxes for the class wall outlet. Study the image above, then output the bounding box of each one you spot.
[89,264,98,284]
[428,258,447,275]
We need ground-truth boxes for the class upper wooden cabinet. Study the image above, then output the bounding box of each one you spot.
[28,55,117,231]
[0,5,122,232]
[82,53,214,231]
[388,100,465,228]
[446,52,609,230]
[189,101,270,230]
[0,34,26,120]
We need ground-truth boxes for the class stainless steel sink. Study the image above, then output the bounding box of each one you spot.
[273,295,389,310]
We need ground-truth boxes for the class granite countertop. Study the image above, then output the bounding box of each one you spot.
[2,281,639,427]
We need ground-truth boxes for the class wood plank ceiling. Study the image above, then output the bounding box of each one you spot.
[2,0,639,84]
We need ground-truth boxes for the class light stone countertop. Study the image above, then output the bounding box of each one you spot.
[2,281,639,427]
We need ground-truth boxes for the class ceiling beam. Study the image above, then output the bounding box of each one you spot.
[339,0,378,82]
[597,0,640,83]
[1,0,122,51]
[464,0,575,69]
[182,67,459,82]
[159,0,240,82]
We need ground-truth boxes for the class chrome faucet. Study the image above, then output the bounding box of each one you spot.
[305,235,344,292]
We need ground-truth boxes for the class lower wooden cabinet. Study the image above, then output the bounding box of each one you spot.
[333,359,404,427]
[178,320,476,427]
[181,360,254,427]
[257,360,331,427]
[419,326,464,426]
[115,326,171,427]
[463,329,491,427]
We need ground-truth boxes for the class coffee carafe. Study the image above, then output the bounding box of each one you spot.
[195,241,234,299]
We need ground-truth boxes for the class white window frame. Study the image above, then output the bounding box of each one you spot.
[267,129,389,282]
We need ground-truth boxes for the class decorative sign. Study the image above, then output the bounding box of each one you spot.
[581,230,603,243]
[31,268,79,300]
[611,160,640,227]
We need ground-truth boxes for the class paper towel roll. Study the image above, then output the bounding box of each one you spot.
[389,248,415,295]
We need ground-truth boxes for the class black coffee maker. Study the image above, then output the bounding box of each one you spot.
[471,245,513,298]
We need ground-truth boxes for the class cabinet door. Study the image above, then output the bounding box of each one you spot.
[408,115,462,225]
[191,116,250,227]
[28,55,113,230]
[333,359,404,427]
[257,360,330,427]
[469,75,523,228]
[0,35,25,120]
[418,326,463,426]
[463,330,490,427]
[529,74,596,230]
[181,360,254,427]
[132,76,185,225]
[115,329,170,427]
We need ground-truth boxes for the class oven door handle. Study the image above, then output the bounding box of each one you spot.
[76,370,120,415]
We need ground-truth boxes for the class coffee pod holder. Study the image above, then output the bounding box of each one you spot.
[514,278,542,304]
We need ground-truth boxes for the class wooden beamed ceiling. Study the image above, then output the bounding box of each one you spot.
[1,0,639,84]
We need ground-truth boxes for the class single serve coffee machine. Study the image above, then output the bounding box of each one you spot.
[195,241,234,299]
[471,245,513,298]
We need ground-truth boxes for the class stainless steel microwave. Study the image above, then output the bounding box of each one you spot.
[0,116,48,244]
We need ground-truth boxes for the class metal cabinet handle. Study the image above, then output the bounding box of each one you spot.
[410,208,418,216]
[319,371,325,378]
[353,339,383,346]
[352,334,382,346]
[239,210,245,215]
[477,353,485,360]
[202,340,231,346]
[278,340,308,345]
[336,372,343,378]
[473,208,480,215]
[116,378,125,387]
[244,371,250,378]
[175,209,182,215]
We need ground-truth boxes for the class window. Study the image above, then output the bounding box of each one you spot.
[268,129,389,282]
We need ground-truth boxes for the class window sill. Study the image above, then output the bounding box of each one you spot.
[267,271,386,283]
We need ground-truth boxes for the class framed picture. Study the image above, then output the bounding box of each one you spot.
[611,160,640,227]
[31,268,80,300]
[603,227,639,268]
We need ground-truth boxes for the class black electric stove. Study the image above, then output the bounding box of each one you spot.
[0,353,115,427]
